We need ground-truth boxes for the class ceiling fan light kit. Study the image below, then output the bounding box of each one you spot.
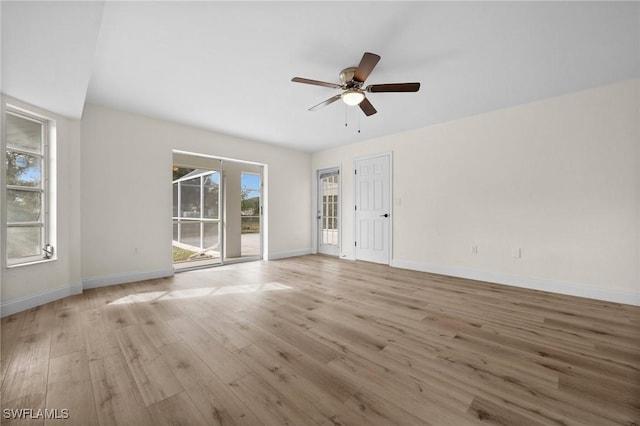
[342,89,365,106]
[292,52,420,117]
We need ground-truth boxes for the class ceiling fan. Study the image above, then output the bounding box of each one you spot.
[292,52,420,116]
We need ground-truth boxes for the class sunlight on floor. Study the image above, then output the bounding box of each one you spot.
[108,282,292,305]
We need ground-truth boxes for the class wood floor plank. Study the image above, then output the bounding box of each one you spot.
[467,395,549,426]
[129,302,181,349]
[1,312,26,383]
[45,351,98,425]
[102,302,138,330]
[88,353,154,426]
[252,334,359,403]
[306,317,389,358]
[327,352,485,426]
[1,332,50,426]
[338,389,429,426]
[159,341,263,426]
[238,335,370,425]
[148,298,188,321]
[228,373,320,426]
[49,308,85,359]
[238,342,344,425]
[114,324,183,407]
[20,304,55,337]
[245,305,343,363]
[167,316,251,383]
[190,310,257,352]
[147,391,209,426]
[81,309,121,362]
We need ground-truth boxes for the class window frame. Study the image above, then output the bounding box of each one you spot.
[5,107,53,266]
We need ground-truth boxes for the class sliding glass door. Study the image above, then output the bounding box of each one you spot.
[172,166,222,268]
[222,162,263,262]
[172,152,263,269]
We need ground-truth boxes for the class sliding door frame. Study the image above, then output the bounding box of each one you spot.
[172,150,265,271]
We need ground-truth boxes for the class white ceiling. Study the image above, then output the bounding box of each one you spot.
[2,1,639,152]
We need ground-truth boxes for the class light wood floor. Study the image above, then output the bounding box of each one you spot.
[1,255,639,425]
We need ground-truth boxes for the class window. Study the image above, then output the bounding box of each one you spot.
[5,108,53,265]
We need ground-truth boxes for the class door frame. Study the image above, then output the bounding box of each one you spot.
[316,166,341,256]
[353,152,393,265]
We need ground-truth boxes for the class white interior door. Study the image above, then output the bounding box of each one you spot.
[317,168,340,256]
[354,155,390,264]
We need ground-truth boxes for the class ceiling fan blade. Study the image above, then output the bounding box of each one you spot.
[359,97,377,116]
[354,52,381,83]
[292,77,342,89]
[366,82,421,93]
[309,94,342,111]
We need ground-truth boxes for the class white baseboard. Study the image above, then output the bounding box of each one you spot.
[390,259,640,306]
[267,248,313,261]
[1,282,83,317]
[83,268,175,289]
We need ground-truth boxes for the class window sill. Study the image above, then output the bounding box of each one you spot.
[6,258,57,269]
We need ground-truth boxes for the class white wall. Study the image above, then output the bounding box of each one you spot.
[1,96,83,315]
[312,79,640,305]
[80,104,311,287]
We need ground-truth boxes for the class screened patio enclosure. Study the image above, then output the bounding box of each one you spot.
[173,169,222,263]
[172,152,263,269]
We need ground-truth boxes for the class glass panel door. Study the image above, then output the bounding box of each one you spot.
[172,166,222,268]
[318,168,340,256]
[223,161,263,262]
[240,172,261,258]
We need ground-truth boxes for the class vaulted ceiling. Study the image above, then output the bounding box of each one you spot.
[2,1,638,152]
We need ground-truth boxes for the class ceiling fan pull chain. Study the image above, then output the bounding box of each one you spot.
[345,104,348,127]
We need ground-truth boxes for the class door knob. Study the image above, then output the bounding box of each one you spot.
[380,213,389,218]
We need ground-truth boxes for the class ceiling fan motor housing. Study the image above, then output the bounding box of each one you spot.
[339,67,361,88]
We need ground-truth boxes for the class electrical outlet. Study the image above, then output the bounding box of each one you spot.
[511,247,521,259]
[472,245,478,254]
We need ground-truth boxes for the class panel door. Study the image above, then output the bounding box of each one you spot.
[354,155,390,264]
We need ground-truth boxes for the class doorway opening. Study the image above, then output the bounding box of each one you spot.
[317,167,340,256]
[172,151,264,270]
